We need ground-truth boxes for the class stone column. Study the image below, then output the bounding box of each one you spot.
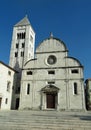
[41,92,45,110]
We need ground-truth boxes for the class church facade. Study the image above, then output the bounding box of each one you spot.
[9,16,85,111]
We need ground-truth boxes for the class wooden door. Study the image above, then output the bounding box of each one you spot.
[47,94,55,108]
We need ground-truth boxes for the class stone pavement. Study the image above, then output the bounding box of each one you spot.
[0,110,91,130]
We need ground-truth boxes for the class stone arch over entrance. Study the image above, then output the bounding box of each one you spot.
[41,85,59,110]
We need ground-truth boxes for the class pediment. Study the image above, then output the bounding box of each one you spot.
[41,85,59,93]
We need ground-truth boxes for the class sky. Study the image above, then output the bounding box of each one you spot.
[0,0,91,80]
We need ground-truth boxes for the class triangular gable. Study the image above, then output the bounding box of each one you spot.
[14,16,30,27]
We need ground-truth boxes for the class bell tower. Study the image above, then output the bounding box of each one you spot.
[9,16,35,71]
[9,16,35,109]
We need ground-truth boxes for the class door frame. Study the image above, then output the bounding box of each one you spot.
[41,85,59,110]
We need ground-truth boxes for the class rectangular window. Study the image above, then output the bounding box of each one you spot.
[7,81,11,92]
[73,83,78,95]
[17,32,26,39]
[22,43,25,48]
[5,98,8,104]
[17,33,20,39]
[21,51,24,57]
[15,52,18,57]
[8,71,11,76]
[23,32,26,39]
[48,71,55,74]
[27,84,30,95]
[27,71,33,75]
[71,69,79,74]
[48,81,55,84]
[16,43,19,48]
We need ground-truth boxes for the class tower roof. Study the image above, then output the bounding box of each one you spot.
[14,16,30,27]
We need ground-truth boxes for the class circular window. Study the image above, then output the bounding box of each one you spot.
[47,55,57,65]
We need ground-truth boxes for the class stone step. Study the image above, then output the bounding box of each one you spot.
[0,110,90,130]
[0,115,90,123]
[0,123,91,130]
[0,118,91,130]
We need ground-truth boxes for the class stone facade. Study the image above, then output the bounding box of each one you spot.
[19,37,85,111]
[8,16,86,111]
[0,61,16,110]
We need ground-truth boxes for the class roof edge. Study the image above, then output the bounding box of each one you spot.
[0,61,18,73]
[24,58,37,66]
[36,37,68,51]
[66,56,83,67]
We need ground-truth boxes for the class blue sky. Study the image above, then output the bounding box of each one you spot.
[0,0,91,80]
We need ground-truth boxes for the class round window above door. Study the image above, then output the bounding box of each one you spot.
[47,55,57,65]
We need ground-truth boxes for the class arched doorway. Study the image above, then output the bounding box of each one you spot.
[41,85,59,110]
